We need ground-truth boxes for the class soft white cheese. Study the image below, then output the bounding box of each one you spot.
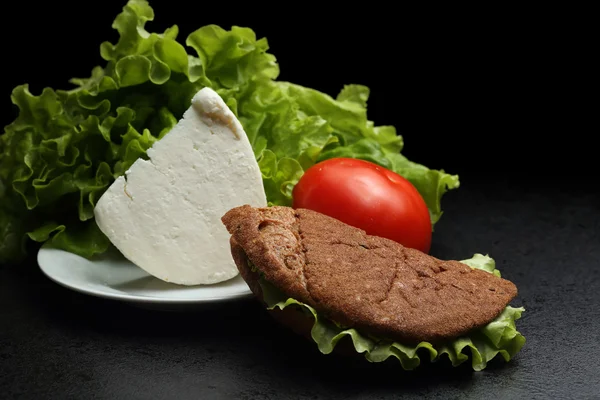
[94,87,267,285]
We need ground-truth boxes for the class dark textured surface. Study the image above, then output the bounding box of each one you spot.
[1,176,599,399]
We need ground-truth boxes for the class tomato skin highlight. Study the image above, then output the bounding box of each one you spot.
[292,158,432,253]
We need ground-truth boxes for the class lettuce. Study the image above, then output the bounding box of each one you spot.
[260,254,525,371]
[0,0,459,262]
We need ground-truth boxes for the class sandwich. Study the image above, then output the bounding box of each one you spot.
[221,204,526,371]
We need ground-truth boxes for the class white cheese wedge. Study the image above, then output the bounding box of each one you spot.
[94,87,267,285]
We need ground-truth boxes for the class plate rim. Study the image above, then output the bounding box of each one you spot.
[37,245,254,304]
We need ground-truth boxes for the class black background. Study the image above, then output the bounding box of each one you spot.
[1,2,593,179]
[1,2,598,399]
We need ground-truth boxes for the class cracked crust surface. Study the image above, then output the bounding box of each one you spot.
[222,205,518,343]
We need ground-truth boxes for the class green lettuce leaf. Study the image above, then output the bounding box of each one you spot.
[259,254,525,371]
[240,80,459,214]
[460,252,502,278]
[0,1,276,262]
[0,0,459,262]
[0,82,168,262]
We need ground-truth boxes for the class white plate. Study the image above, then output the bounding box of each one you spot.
[37,244,253,309]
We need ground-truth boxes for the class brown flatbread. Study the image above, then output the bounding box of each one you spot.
[222,205,518,344]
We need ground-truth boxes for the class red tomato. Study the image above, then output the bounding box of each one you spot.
[292,158,432,253]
